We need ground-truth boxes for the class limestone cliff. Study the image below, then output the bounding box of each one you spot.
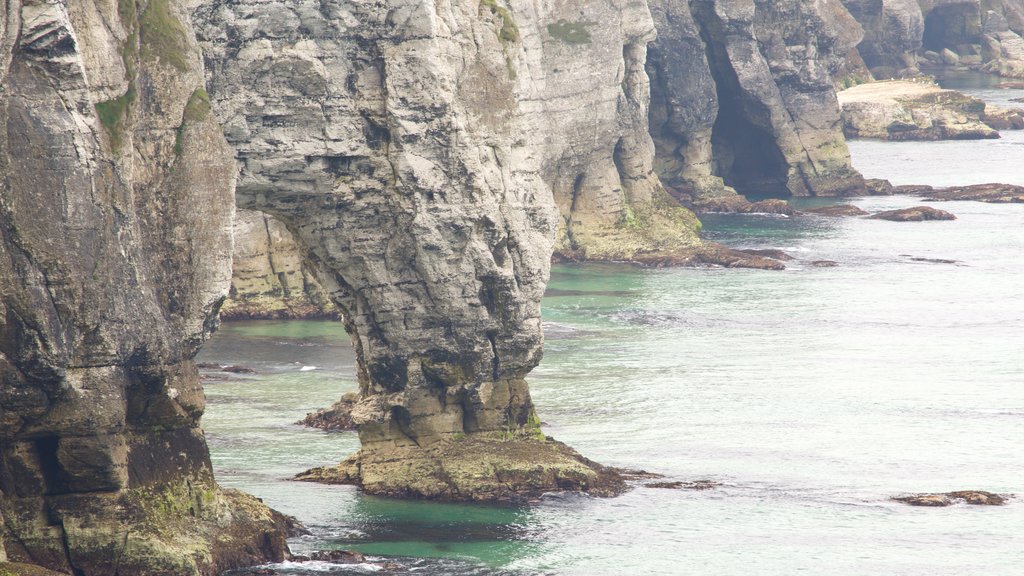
[193,0,635,500]
[221,210,335,320]
[844,0,1024,78]
[0,0,290,574]
[648,0,867,201]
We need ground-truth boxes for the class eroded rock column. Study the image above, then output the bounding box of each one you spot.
[195,0,624,501]
[0,0,291,573]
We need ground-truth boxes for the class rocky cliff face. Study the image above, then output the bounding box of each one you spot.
[648,0,867,201]
[0,0,881,569]
[192,0,870,497]
[222,210,335,320]
[193,0,640,499]
[0,0,290,573]
[844,0,1024,78]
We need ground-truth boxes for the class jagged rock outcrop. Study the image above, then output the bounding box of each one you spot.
[838,79,1001,138]
[193,0,653,500]
[844,0,1024,78]
[843,0,926,76]
[0,0,292,574]
[648,0,867,201]
[222,210,335,320]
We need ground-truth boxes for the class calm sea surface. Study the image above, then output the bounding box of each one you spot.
[203,73,1024,575]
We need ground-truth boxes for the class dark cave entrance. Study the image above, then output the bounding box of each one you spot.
[691,1,791,199]
[922,3,982,54]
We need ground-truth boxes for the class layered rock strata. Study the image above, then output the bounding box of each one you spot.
[647,0,867,201]
[0,0,291,573]
[222,210,335,320]
[843,0,1024,78]
[193,0,655,500]
[838,79,1003,138]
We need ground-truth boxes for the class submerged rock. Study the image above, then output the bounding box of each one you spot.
[811,260,841,267]
[923,183,1024,203]
[894,491,1009,506]
[838,80,1000,140]
[687,245,788,270]
[869,206,957,221]
[737,249,795,261]
[647,480,721,490]
[893,184,935,195]
[805,205,870,217]
[693,197,796,216]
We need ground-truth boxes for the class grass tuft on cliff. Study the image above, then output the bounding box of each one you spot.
[547,20,594,44]
[481,0,519,44]
[141,0,190,71]
[95,88,136,150]
[175,88,211,155]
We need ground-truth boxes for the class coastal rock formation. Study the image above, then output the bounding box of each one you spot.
[842,0,925,77]
[0,0,292,573]
[838,79,1000,139]
[193,0,654,501]
[922,182,1024,201]
[805,204,871,216]
[299,392,358,431]
[894,490,1009,506]
[870,205,958,219]
[843,0,1024,78]
[222,210,335,320]
[648,0,867,200]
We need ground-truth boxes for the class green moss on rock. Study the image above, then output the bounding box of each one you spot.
[95,89,136,150]
[480,0,519,44]
[296,433,626,503]
[547,20,595,44]
[140,0,190,71]
[175,88,211,155]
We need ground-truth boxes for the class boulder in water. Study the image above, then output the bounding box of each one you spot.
[894,491,1009,506]
[869,207,957,221]
[805,205,869,217]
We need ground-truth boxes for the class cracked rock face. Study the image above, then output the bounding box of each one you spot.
[0,0,289,573]
[193,0,634,498]
[222,210,335,320]
[844,0,1024,79]
[648,0,867,200]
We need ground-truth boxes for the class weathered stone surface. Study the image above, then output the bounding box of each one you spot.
[844,0,1024,79]
[693,197,797,215]
[222,210,335,320]
[805,204,871,216]
[839,79,1000,139]
[650,0,866,200]
[894,490,1010,506]
[923,182,1024,201]
[737,248,795,261]
[295,434,626,503]
[982,104,1024,129]
[843,0,925,77]
[870,205,958,219]
[0,0,290,573]
[298,392,358,431]
[193,0,646,500]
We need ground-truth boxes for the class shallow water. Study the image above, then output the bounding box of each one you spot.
[201,73,1024,575]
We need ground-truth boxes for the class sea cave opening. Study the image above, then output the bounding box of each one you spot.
[922,3,982,55]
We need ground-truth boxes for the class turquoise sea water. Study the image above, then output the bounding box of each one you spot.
[203,73,1024,575]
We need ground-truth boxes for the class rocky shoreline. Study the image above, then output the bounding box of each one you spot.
[838,79,1023,140]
